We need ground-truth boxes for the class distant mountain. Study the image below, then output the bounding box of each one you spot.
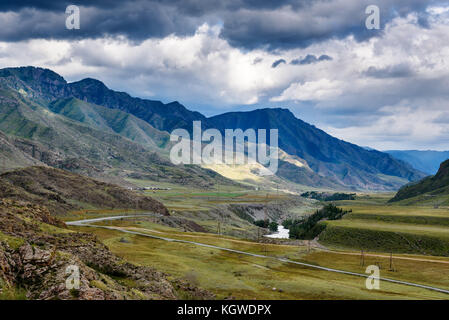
[0,68,238,188]
[386,150,449,175]
[390,159,449,205]
[207,108,425,190]
[0,66,205,132]
[0,66,426,190]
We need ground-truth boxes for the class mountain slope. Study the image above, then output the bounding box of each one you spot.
[207,108,425,190]
[0,66,424,190]
[48,97,171,151]
[0,67,205,132]
[386,150,449,175]
[0,198,213,300]
[0,76,239,188]
[0,130,46,170]
[390,159,449,204]
[0,166,170,215]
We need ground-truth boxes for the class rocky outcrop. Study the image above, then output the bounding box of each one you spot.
[0,199,211,300]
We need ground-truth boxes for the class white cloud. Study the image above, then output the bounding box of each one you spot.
[0,7,448,149]
[324,104,449,151]
[271,79,343,102]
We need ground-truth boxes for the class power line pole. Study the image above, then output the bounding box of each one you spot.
[217,221,221,236]
[263,193,269,255]
[389,252,396,272]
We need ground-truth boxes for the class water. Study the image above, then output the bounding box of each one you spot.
[264,225,289,239]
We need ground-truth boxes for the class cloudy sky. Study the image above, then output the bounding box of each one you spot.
[0,0,448,150]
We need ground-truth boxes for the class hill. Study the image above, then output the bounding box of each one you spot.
[0,198,212,299]
[0,130,46,169]
[389,159,449,205]
[386,150,449,175]
[0,166,169,215]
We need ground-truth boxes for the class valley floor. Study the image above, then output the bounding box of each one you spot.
[65,205,449,300]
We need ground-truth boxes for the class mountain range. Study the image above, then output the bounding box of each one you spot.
[385,150,449,175]
[205,109,424,190]
[0,66,426,191]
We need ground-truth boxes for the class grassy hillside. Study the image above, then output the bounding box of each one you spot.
[0,166,169,216]
[0,199,212,300]
[319,202,449,256]
[390,159,449,205]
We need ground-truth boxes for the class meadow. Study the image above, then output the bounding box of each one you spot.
[319,195,449,256]
[63,189,449,299]
[69,213,449,300]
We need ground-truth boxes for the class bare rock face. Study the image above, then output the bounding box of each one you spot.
[0,246,15,287]
[0,199,212,300]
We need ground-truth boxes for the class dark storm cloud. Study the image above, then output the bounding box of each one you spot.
[291,54,332,65]
[219,0,443,49]
[363,64,414,79]
[272,59,286,68]
[0,0,444,49]
[0,2,203,42]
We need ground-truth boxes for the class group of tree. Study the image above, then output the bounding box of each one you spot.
[283,204,351,239]
[254,219,278,232]
[301,191,356,201]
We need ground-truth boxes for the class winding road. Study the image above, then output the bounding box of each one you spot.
[67,214,449,296]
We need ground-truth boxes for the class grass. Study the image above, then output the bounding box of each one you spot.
[126,177,288,212]
[0,231,24,249]
[70,219,449,300]
[320,223,449,256]
[326,219,449,240]
[0,286,27,300]
[118,184,302,239]
[62,189,449,299]
[317,197,449,256]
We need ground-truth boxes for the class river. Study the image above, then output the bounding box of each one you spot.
[264,225,289,239]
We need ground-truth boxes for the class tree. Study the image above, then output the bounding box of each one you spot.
[268,222,278,232]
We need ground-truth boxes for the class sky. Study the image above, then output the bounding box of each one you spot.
[0,0,448,150]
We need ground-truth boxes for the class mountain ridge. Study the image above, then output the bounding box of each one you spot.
[0,66,425,190]
[386,150,449,175]
[207,108,425,190]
